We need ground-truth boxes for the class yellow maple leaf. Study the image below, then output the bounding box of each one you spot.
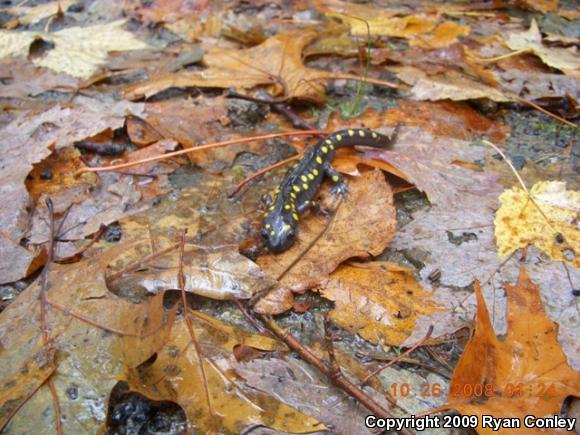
[0,20,148,78]
[495,181,579,267]
[329,12,438,38]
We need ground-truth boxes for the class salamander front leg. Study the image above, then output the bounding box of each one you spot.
[297,199,332,218]
[324,162,348,196]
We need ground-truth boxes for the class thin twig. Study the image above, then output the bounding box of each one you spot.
[228,154,300,198]
[513,96,577,128]
[277,196,343,282]
[178,230,214,421]
[259,315,413,434]
[234,299,273,336]
[76,130,326,175]
[471,49,527,63]
[483,139,559,233]
[360,325,434,386]
[39,199,63,435]
[323,315,340,374]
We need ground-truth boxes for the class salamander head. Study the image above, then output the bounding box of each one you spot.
[261,212,297,253]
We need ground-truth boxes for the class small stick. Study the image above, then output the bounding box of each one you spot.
[513,96,577,128]
[259,315,413,433]
[470,49,527,63]
[234,299,273,336]
[39,199,63,435]
[228,154,300,198]
[324,315,340,375]
[178,230,214,421]
[360,325,434,386]
[76,130,326,175]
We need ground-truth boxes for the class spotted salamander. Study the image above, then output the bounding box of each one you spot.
[261,128,396,253]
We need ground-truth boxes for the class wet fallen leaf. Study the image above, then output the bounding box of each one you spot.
[0,20,149,79]
[125,115,164,147]
[331,12,438,39]
[141,96,254,171]
[233,355,390,434]
[434,269,580,434]
[383,101,508,143]
[393,194,579,365]
[517,0,559,13]
[256,169,396,313]
[393,65,510,102]
[132,0,215,24]
[364,125,505,208]
[124,31,346,102]
[0,59,79,99]
[142,97,229,148]
[495,181,579,268]
[164,13,224,42]
[411,21,471,49]
[0,241,176,433]
[109,245,276,300]
[496,70,580,100]
[505,19,580,76]
[0,348,57,430]
[122,310,322,434]
[2,0,75,25]
[0,95,143,284]
[319,262,443,346]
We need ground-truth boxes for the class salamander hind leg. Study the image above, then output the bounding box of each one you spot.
[296,199,315,214]
[324,162,348,196]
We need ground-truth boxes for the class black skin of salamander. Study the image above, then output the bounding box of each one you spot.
[261,128,396,253]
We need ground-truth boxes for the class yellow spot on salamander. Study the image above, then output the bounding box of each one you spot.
[282,224,291,232]
[329,143,334,150]
[290,192,296,199]
[307,173,314,180]
[316,156,323,164]
[302,183,309,190]
[284,204,291,210]
[312,168,319,176]
[332,175,339,182]
[359,130,365,137]
[274,186,280,193]
[336,134,342,141]
[372,132,378,139]
[270,230,275,236]
[292,213,299,221]
[301,175,308,182]
[293,185,300,193]
[269,205,275,211]
[348,129,354,136]
[321,146,328,154]
[265,223,271,229]
[325,139,332,145]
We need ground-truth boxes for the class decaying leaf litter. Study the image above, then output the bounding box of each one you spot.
[0,0,578,433]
